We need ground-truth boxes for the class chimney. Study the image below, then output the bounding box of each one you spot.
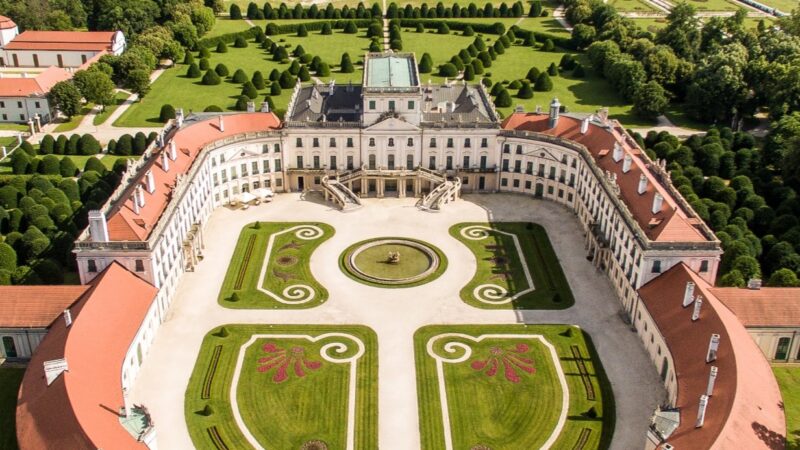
[612,143,623,162]
[515,104,525,113]
[247,101,255,113]
[652,192,663,214]
[135,185,146,208]
[548,98,560,129]
[692,296,703,321]
[580,117,590,134]
[63,309,72,327]
[598,107,609,124]
[88,210,109,242]
[218,115,224,132]
[637,174,648,195]
[145,170,155,193]
[747,278,762,290]
[169,140,177,160]
[162,150,170,172]
[622,154,632,173]
[260,101,270,112]
[706,366,718,396]
[706,334,720,363]
[132,196,140,214]
[176,108,184,127]
[696,394,709,428]
[683,282,695,307]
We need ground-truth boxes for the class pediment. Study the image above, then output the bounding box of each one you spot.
[365,117,420,132]
[223,146,263,161]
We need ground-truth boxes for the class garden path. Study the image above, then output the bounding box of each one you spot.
[130,193,665,450]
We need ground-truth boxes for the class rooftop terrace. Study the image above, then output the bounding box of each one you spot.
[364,53,418,89]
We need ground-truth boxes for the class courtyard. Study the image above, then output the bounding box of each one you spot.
[130,193,664,449]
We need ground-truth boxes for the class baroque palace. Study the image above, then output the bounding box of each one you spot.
[9,53,790,449]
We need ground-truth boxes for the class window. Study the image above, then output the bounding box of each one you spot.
[388,138,394,147]
[429,138,436,148]
[263,160,270,173]
[549,166,556,179]
[526,162,533,174]
[538,164,545,176]
[388,154,395,170]
[369,138,375,147]
[775,337,791,360]
[481,138,488,148]
[274,143,280,153]
[135,260,145,272]
[547,185,554,194]
[347,155,354,170]
[368,154,376,170]
[514,160,521,173]
[19,114,24,121]
[446,155,453,170]
[480,155,487,170]
[408,100,415,109]
[515,145,522,154]
[502,159,509,172]
[428,156,436,170]
[346,137,354,148]
[230,166,238,179]
[406,154,414,169]
[329,137,336,147]
[513,179,520,188]
[276,178,283,187]
[525,180,531,189]
[213,173,219,186]
[2,336,17,358]
[296,155,304,168]
[252,161,259,174]
[312,138,319,148]
[314,176,321,185]
[330,155,337,169]
[463,155,470,168]
[700,260,709,273]
[388,100,395,111]
[558,189,564,198]
[652,260,662,273]
[274,159,281,171]
[407,138,413,146]
[501,178,508,187]
[262,144,269,154]
[369,100,376,110]
[34,101,40,108]
[503,144,510,153]
[313,155,320,169]
[446,138,454,148]
[87,259,97,273]
[464,138,471,148]
[241,163,248,176]
[296,138,303,147]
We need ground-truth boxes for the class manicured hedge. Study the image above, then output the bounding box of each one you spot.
[398,19,505,35]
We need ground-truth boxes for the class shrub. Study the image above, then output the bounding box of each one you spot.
[78,134,101,155]
[369,40,382,52]
[534,72,553,91]
[133,132,147,154]
[66,134,79,155]
[269,68,281,81]
[235,95,250,111]
[289,59,301,75]
[367,22,383,37]
[471,59,484,75]
[230,4,242,19]
[215,63,229,77]
[508,79,522,89]
[298,65,311,81]
[251,71,265,89]
[232,69,248,83]
[199,58,210,71]
[495,88,512,107]
[204,105,224,112]
[438,22,450,34]
[518,81,533,99]
[0,243,16,272]
[317,62,330,76]
[241,81,258,99]
[159,104,176,122]
[39,155,60,174]
[439,63,457,77]
[234,36,248,48]
[573,63,585,78]
[116,134,133,155]
[279,70,295,88]
[390,39,402,50]
[418,53,433,73]
[293,44,306,57]
[84,156,106,174]
[202,69,221,85]
[183,52,195,65]
[297,24,308,36]
[463,25,474,36]
[216,41,228,53]
[416,23,424,32]
[199,47,211,58]
[547,62,559,76]
[321,22,332,34]
[186,63,201,78]
[463,64,475,81]
[59,156,77,177]
[39,135,54,155]
[340,53,354,73]
[270,83,282,95]
[526,67,540,83]
[343,20,358,33]
[542,39,554,51]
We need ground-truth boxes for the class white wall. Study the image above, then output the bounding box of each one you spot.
[0,96,53,123]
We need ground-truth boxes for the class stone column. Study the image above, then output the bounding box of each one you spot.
[28,118,35,136]
[399,178,406,198]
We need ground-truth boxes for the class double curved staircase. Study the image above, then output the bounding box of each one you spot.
[321,175,362,211]
[419,176,461,212]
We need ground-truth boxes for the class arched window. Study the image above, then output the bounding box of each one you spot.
[388,138,394,147]
[369,138,375,147]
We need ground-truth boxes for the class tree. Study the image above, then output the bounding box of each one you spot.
[202,69,221,85]
[518,81,533,99]
[79,134,101,155]
[656,3,701,61]
[571,24,596,50]
[215,63,229,77]
[84,156,106,174]
[279,70,295,88]
[59,157,78,177]
[39,135,55,155]
[719,269,745,287]
[251,71,265,89]
[235,95,250,111]
[343,20,358,33]
[321,22,332,35]
[495,88,512,107]
[439,63,458,77]
[186,63,201,78]
[297,24,308,37]
[160,104,176,122]
[529,0,542,17]
[340,53,355,73]
[73,69,115,110]
[10,150,30,175]
[463,64,475,81]
[270,83,282,95]
[0,243,16,273]
[547,62,559,76]
[526,67,541,83]
[418,53,433,73]
[234,36,248,48]
[298,66,311,82]
[317,62,330,76]
[534,72,553,91]
[232,68,247,83]
[48,81,81,119]
[768,268,800,287]
[230,4,242,19]
[685,43,748,123]
[216,41,228,53]
[88,0,159,38]
[39,155,60,175]
[127,70,151,98]
[634,81,669,119]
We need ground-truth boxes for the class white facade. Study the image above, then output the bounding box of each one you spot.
[1,30,125,68]
[0,95,52,123]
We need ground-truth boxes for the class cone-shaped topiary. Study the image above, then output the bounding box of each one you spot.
[252,71,265,89]
[228,292,240,302]
[279,70,295,88]
[369,40,381,52]
[269,68,280,81]
[463,25,474,36]
[517,81,533,99]
[340,53,354,73]
[215,326,229,337]
[199,47,210,59]
[439,62,457,77]
[542,38,554,51]
[289,59,301,75]
[186,63,201,78]
[317,62,330,76]
[418,53,433,73]
[242,81,258,99]
[343,20,358,33]
[463,64,475,81]
[534,72,553,91]
[183,52,194,65]
[321,22,332,34]
[471,59,484,75]
[293,44,306,57]
[270,82,282,95]
[298,65,311,81]
[526,67,540,83]
[216,41,228,53]
[297,24,308,36]
[199,58,210,70]
[495,88,512,107]
[232,69,248,83]
[202,69,221,85]
[547,62,558,76]
[159,104,176,122]
[201,404,215,416]
[215,63,229,77]
[234,35,248,48]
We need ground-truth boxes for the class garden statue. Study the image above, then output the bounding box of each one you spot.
[387,251,400,264]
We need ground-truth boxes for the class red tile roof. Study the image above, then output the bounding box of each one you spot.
[0,15,16,30]
[639,264,785,449]
[502,112,708,243]
[0,66,72,97]
[711,287,800,327]
[4,30,116,52]
[16,262,157,450]
[106,113,281,241]
[0,285,90,328]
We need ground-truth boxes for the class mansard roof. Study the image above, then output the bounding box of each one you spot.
[106,112,281,241]
[638,263,785,449]
[287,83,362,123]
[502,112,709,243]
[16,263,157,450]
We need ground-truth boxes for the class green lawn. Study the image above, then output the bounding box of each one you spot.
[340,237,448,287]
[632,18,670,33]
[218,222,334,309]
[185,324,377,450]
[0,123,29,132]
[53,104,93,132]
[415,324,615,450]
[0,368,24,450]
[683,0,744,10]
[116,28,372,126]
[450,222,574,309]
[206,18,268,38]
[756,0,798,12]
[92,92,130,126]
[401,29,479,71]
[606,0,658,11]
[773,366,800,450]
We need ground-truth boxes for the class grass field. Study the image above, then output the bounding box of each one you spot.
[53,104,93,132]
[340,237,448,287]
[218,221,333,309]
[185,324,378,450]
[0,368,24,450]
[92,92,130,126]
[0,154,138,174]
[450,222,574,309]
[757,0,798,12]
[0,123,29,132]
[773,366,800,450]
[116,28,372,126]
[683,0,743,10]
[606,0,658,11]
[415,324,614,450]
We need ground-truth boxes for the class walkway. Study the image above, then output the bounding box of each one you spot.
[130,193,665,450]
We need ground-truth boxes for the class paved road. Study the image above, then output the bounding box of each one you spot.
[131,193,665,450]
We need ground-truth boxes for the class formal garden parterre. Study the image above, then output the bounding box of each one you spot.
[185,324,378,450]
[218,221,334,309]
